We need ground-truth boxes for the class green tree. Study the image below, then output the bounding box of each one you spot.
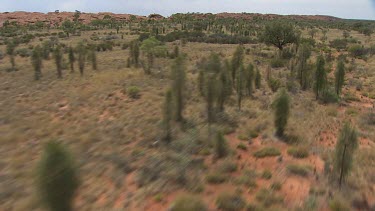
[198,70,205,97]
[162,89,173,143]
[231,45,244,85]
[260,22,299,50]
[129,40,140,68]
[36,141,79,211]
[88,48,97,70]
[31,45,43,80]
[296,44,312,90]
[6,40,16,71]
[215,132,228,159]
[273,89,290,137]
[334,123,358,188]
[77,42,86,76]
[61,20,75,37]
[315,55,327,99]
[216,66,232,112]
[236,65,245,110]
[171,55,186,122]
[244,64,254,96]
[68,47,75,73]
[140,36,161,74]
[255,67,261,89]
[205,75,217,125]
[53,45,63,79]
[335,59,345,96]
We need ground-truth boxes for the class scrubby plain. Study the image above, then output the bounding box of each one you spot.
[0,12,374,210]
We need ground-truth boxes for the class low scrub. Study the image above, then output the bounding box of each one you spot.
[253,147,281,158]
[216,192,246,211]
[286,164,311,177]
[287,147,309,158]
[169,195,208,211]
[206,172,228,184]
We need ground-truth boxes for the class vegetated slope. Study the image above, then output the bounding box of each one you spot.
[0,11,343,27]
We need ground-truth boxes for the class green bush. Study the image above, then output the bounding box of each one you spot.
[348,44,367,58]
[237,143,247,151]
[287,147,309,158]
[206,172,227,184]
[329,197,350,211]
[270,182,282,191]
[267,78,281,92]
[287,164,311,176]
[216,192,246,211]
[270,58,284,68]
[253,147,281,158]
[218,160,238,173]
[261,170,272,180]
[255,188,283,208]
[127,86,140,99]
[37,141,79,211]
[321,88,339,104]
[170,195,208,211]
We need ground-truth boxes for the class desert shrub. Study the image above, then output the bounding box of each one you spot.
[215,132,229,159]
[329,39,347,50]
[169,195,208,211]
[287,147,309,158]
[237,143,247,151]
[261,170,272,180]
[232,171,257,188]
[267,78,281,92]
[287,164,311,176]
[329,197,350,211]
[216,192,246,211]
[218,160,238,173]
[348,44,367,58]
[270,58,284,68]
[321,89,339,104]
[270,182,282,191]
[127,86,140,99]
[255,188,283,208]
[300,37,316,47]
[253,147,281,158]
[206,172,228,184]
[36,141,79,211]
[273,89,290,137]
[16,48,31,57]
[362,112,375,125]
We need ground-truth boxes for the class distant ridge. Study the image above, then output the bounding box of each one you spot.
[0,11,344,26]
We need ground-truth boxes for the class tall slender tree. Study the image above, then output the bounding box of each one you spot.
[236,65,245,110]
[244,64,254,96]
[205,75,217,125]
[53,45,63,79]
[273,89,290,137]
[216,67,232,112]
[335,59,345,96]
[6,40,16,71]
[37,141,79,211]
[88,48,97,70]
[255,67,261,89]
[162,89,173,143]
[68,47,75,73]
[171,55,186,122]
[32,45,43,80]
[315,55,327,99]
[77,42,86,76]
[296,44,311,90]
[231,45,244,85]
[334,123,358,188]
